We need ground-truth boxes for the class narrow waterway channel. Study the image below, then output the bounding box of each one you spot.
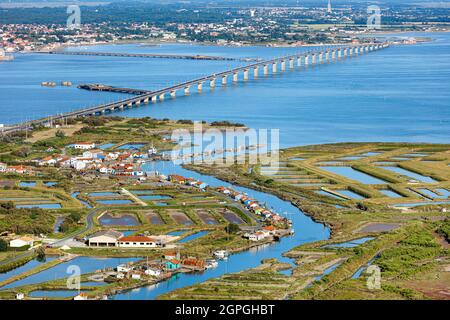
[109,161,330,299]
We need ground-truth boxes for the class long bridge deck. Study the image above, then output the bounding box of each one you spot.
[41,51,259,62]
[2,43,389,134]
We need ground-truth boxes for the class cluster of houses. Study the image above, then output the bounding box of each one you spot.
[216,186,290,226]
[31,142,158,176]
[0,163,35,176]
[112,251,207,282]
[167,174,209,190]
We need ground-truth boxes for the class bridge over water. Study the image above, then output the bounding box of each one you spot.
[2,43,389,134]
[41,51,258,62]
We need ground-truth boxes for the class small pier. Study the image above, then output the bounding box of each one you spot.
[77,84,151,95]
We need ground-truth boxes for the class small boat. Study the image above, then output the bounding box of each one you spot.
[205,259,218,269]
[213,250,228,259]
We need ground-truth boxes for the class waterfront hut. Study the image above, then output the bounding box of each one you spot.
[165,259,181,270]
[234,194,244,201]
[144,268,162,277]
[181,257,206,270]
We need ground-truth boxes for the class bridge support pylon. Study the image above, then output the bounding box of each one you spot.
[289,58,294,69]
[184,86,190,95]
[254,67,259,78]
[243,69,249,81]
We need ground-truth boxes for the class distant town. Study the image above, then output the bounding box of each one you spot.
[1,1,448,53]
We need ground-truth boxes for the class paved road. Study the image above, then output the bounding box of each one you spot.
[50,208,101,248]
[0,250,36,267]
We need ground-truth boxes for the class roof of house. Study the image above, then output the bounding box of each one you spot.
[182,258,205,267]
[88,230,123,240]
[118,235,155,242]
[167,259,181,265]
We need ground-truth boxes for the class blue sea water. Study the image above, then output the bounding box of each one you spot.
[1,33,449,148]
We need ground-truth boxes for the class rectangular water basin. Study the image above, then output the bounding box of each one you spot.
[16,203,62,209]
[320,166,385,184]
[380,190,403,198]
[380,166,436,183]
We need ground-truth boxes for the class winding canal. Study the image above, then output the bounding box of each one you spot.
[109,161,330,299]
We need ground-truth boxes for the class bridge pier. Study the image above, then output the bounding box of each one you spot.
[143,97,149,104]
[254,67,259,78]
[243,69,249,81]
[312,54,316,65]
[365,46,369,53]
[159,93,165,101]
[325,51,330,62]
[210,78,216,88]
[297,56,302,67]
[184,86,190,95]
[305,55,309,66]
[289,58,294,69]
[272,62,277,73]
[263,65,268,76]
[127,102,133,108]
[222,75,228,86]
[349,48,353,57]
[233,72,238,83]
[151,95,157,103]
[338,49,342,59]
[170,90,176,98]
[135,100,141,106]
[281,60,286,71]
[331,50,336,60]
[319,53,323,64]
[198,82,203,92]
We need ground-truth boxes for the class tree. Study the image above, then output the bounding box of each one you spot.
[55,130,65,138]
[36,246,46,262]
[0,239,8,252]
[225,223,240,234]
